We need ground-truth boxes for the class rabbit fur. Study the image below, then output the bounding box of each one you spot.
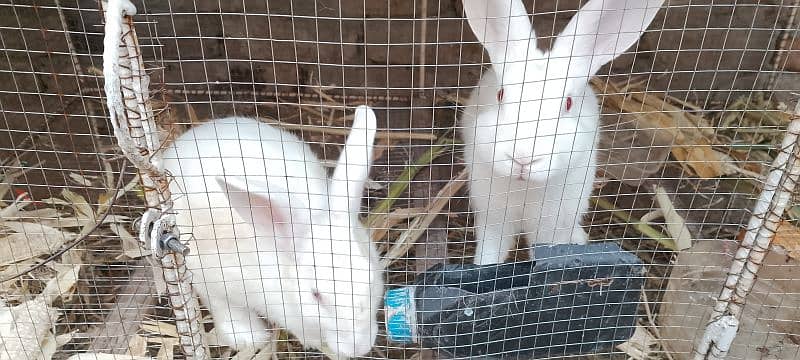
[460,0,665,264]
[161,105,384,357]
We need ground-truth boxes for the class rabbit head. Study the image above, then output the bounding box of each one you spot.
[215,106,383,357]
[463,0,664,180]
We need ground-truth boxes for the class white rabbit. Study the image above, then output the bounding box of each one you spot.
[161,105,384,357]
[460,0,664,264]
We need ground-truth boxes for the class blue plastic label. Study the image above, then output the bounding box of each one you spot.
[384,287,416,343]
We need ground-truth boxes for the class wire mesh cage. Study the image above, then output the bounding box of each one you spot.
[1,0,799,359]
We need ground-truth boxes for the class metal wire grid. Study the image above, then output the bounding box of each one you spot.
[0,0,798,359]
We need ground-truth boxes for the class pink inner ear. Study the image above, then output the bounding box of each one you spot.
[251,196,288,229]
[249,195,303,254]
[219,177,291,240]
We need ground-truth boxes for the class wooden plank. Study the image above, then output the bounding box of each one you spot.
[88,261,156,354]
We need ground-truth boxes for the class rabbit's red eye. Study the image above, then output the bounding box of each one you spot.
[565,96,573,111]
[497,88,504,102]
[312,288,323,303]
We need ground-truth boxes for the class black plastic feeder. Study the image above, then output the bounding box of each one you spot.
[384,243,646,359]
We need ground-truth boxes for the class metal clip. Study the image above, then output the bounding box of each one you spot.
[139,209,185,258]
[138,209,161,254]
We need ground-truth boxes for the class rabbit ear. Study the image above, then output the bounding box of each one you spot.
[462,0,534,76]
[329,105,377,214]
[551,0,664,77]
[216,176,306,251]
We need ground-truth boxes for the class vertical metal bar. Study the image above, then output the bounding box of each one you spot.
[693,103,800,360]
[100,1,207,358]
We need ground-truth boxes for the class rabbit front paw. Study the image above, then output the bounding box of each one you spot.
[211,306,273,351]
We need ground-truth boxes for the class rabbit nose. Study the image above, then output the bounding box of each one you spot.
[513,153,549,165]
[505,155,529,180]
[512,158,531,166]
[509,154,538,166]
[506,154,527,165]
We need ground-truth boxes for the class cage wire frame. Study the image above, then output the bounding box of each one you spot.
[1,0,800,359]
[101,1,800,359]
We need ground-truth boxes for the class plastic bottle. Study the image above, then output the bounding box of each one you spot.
[384,243,645,359]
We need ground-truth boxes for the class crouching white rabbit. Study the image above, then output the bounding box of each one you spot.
[161,105,384,357]
[460,0,664,264]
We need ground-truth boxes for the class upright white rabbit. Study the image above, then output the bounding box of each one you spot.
[460,0,664,264]
[161,105,384,357]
